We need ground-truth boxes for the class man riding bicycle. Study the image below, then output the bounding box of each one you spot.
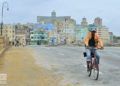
[84,24,104,71]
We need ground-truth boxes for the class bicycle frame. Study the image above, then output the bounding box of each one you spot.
[87,47,99,80]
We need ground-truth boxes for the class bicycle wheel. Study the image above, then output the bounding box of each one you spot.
[87,62,92,77]
[92,61,99,80]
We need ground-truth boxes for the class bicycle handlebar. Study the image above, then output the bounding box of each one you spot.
[86,47,104,50]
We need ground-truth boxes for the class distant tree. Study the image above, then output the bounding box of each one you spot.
[113,35,117,43]
[117,36,120,39]
[113,36,120,43]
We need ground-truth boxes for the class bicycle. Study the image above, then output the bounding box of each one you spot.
[87,47,101,80]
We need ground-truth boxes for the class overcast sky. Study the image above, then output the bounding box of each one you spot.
[0,0,120,36]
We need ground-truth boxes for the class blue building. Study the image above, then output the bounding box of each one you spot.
[75,25,88,44]
[30,23,54,45]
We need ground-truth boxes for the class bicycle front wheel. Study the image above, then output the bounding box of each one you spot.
[92,63,99,80]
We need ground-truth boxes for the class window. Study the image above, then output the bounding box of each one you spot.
[41,36,44,39]
[31,32,33,34]
[37,37,40,39]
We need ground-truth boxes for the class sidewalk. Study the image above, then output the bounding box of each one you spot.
[0,47,62,86]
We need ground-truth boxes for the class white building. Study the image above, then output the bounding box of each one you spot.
[97,26,110,45]
[3,24,15,44]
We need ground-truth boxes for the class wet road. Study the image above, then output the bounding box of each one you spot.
[30,46,120,86]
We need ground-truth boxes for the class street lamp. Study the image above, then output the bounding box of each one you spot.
[65,18,67,44]
[1,1,9,35]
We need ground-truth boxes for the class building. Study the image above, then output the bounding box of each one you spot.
[37,11,76,44]
[62,19,76,44]
[3,24,15,45]
[30,30,48,45]
[96,26,110,45]
[109,32,114,45]
[94,17,102,26]
[81,17,88,27]
[75,23,88,45]
[75,17,89,45]
[14,24,30,45]
[30,24,49,45]
[75,25,88,45]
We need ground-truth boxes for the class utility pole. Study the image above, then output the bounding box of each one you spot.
[1,1,9,35]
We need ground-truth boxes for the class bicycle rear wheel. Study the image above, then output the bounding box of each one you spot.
[87,62,92,77]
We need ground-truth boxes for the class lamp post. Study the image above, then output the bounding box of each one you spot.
[65,18,67,44]
[1,1,9,36]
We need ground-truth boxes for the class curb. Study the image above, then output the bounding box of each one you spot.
[0,46,10,57]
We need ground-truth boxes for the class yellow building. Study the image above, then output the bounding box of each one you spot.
[14,24,30,46]
[3,24,15,44]
[3,24,30,46]
[97,26,110,45]
[94,17,110,45]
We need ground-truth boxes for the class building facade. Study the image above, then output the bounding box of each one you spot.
[14,24,30,45]
[94,17,102,26]
[3,24,15,45]
[30,24,49,45]
[30,30,48,45]
[96,26,110,45]
[37,11,76,44]
[81,17,88,27]
[109,32,114,45]
[75,18,89,45]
